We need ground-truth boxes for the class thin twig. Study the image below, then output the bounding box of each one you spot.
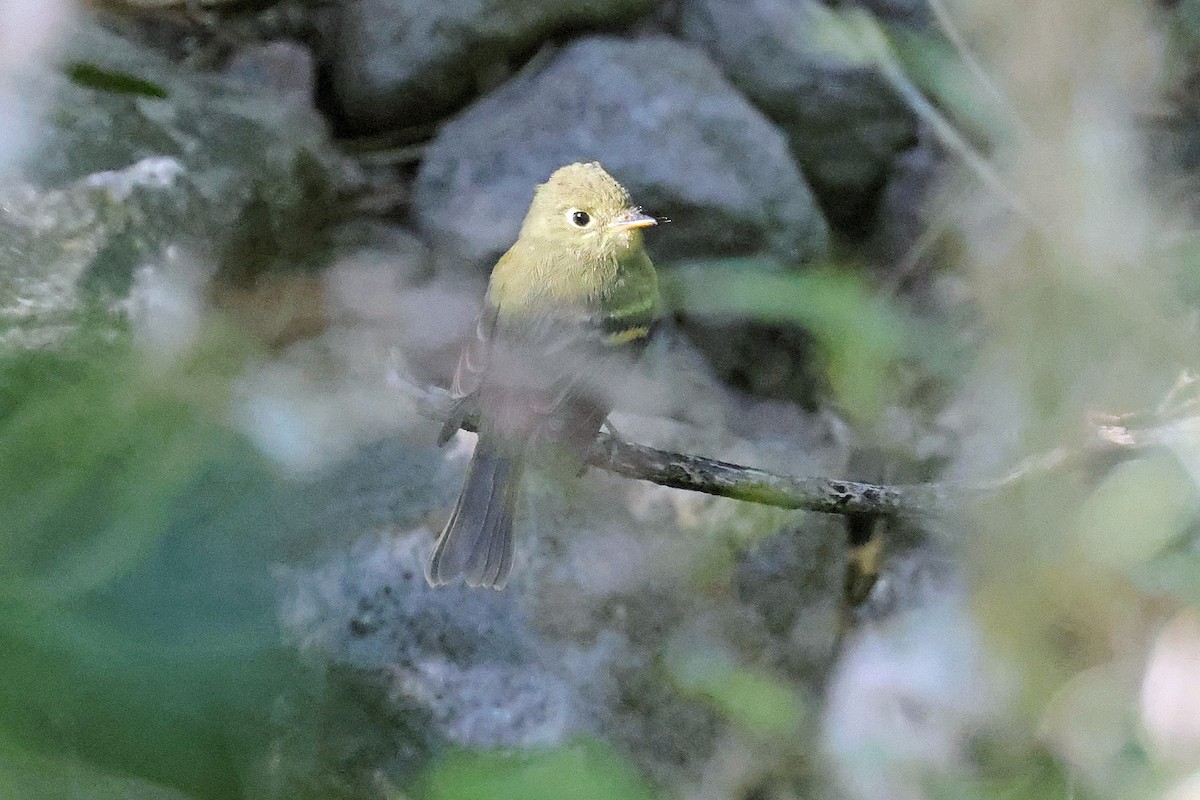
[926,0,1023,130]
[857,13,1030,219]
[587,433,953,517]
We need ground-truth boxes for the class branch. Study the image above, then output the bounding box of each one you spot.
[393,364,1182,521]
[393,373,964,519]
[588,433,953,517]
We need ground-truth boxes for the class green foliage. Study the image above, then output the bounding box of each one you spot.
[0,325,321,799]
[0,733,190,799]
[665,638,804,737]
[1072,452,1200,569]
[929,746,1091,800]
[65,61,169,99]
[418,739,656,800]
[888,25,1007,146]
[665,261,949,422]
[797,3,877,67]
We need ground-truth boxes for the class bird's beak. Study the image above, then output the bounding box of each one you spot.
[608,209,657,231]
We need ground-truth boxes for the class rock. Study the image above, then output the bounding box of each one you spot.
[223,40,318,103]
[734,516,847,685]
[413,35,829,271]
[281,518,773,788]
[0,157,184,350]
[283,532,577,750]
[330,0,655,132]
[678,0,918,225]
[869,132,948,286]
[678,315,825,402]
[278,350,849,792]
[0,18,346,348]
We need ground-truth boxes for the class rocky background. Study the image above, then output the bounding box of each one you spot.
[5,0,1200,799]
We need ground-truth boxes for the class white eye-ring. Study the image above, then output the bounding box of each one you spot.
[567,208,592,228]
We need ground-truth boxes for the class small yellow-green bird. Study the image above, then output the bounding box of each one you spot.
[427,162,660,589]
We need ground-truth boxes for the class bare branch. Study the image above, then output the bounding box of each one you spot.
[392,363,1187,523]
[587,433,953,517]
[392,372,961,519]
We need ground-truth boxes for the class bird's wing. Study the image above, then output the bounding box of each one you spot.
[444,247,659,452]
[437,299,499,446]
[505,303,655,456]
[451,299,499,399]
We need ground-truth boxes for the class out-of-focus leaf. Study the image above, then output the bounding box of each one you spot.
[0,733,190,800]
[665,263,944,421]
[1157,232,1200,310]
[887,26,1008,146]
[1132,551,1200,607]
[1072,452,1199,569]
[65,61,169,98]
[1132,414,1200,492]
[666,640,803,736]
[0,325,322,799]
[798,3,875,66]
[929,746,1097,800]
[420,739,656,800]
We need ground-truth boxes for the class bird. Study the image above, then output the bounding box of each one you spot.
[426,161,660,590]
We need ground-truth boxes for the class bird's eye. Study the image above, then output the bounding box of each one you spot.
[568,209,591,227]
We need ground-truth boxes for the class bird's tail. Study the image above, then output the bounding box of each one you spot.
[426,442,523,590]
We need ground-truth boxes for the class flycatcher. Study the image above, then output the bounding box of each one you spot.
[427,162,660,589]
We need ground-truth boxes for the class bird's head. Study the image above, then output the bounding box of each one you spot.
[518,161,656,257]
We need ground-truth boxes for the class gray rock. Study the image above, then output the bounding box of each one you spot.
[678,0,918,222]
[870,133,948,285]
[413,35,829,270]
[331,0,655,132]
[735,515,847,685]
[280,524,710,787]
[0,159,178,350]
[285,533,578,748]
[223,40,318,103]
[0,19,345,346]
[278,358,849,790]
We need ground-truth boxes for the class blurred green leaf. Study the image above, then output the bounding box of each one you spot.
[1155,231,1200,309]
[420,739,655,800]
[0,732,190,800]
[666,641,803,736]
[1072,453,1200,569]
[801,4,875,66]
[1132,550,1200,606]
[665,262,944,421]
[0,325,323,799]
[929,746,1093,800]
[888,26,1007,146]
[65,61,169,99]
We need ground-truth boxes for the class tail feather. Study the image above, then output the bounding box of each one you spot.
[427,446,523,589]
[471,475,515,588]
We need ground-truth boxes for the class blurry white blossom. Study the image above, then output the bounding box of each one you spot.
[1142,609,1200,770]
[1165,771,1200,800]
[823,563,1005,800]
[127,244,212,364]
